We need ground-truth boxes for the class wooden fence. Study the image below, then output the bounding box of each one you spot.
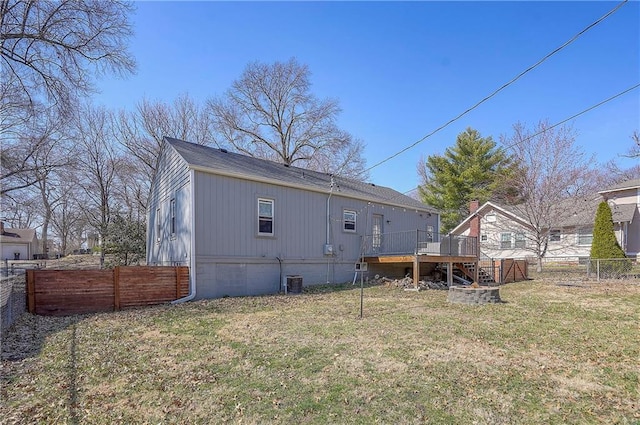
[479,259,528,284]
[26,266,189,316]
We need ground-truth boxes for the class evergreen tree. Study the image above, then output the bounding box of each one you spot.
[590,201,630,277]
[418,128,517,232]
[590,202,626,259]
[103,214,146,267]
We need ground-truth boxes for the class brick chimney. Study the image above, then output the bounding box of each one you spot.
[469,200,480,238]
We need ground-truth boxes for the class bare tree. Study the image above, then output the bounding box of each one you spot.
[625,130,640,158]
[114,93,216,181]
[207,58,367,179]
[74,105,122,267]
[1,104,70,196]
[501,121,597,272]
[0,189,39,228]
[50,175,88,255]
[0,0,135,111]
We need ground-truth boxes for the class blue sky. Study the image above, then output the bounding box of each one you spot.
[95,1,640,194]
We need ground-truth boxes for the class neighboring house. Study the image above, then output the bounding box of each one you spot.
[0,222,39,261]
[450,197,600,262]
[451,178,640,262]
[599,178,640,259]
[147,137,439,299]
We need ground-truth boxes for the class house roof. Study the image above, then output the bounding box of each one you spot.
[450,196,600,235]
[599,178,640,194]
[0,228,36,244]
[611,203,637,223]
[166,137,435,212]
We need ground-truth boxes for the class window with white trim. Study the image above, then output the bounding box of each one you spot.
[258,198,274,236]
[156,207,161,243]
[577,228,593,245]
[480,234,487,242]
[514,233,526,249]
[343,210,356,232]
[170,198,176,237]
[549,229,561,242]
[500,232,512,249]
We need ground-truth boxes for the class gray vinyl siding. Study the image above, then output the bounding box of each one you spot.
[192,171,434,261]
[190,170,436,298]
[147,146,192,265]
[147,141,439,299]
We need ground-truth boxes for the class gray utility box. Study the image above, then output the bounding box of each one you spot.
[286,275,303,294]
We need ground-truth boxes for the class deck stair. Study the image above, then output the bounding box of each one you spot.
[454,262,496,285]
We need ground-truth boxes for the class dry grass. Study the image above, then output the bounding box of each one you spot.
[1,279,639,424]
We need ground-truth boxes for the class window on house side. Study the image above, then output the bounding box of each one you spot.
[500,232,512,249]
[481,234,488,242]
[549,229,561,242]
[343,210,356,232]
[170,198,176,236]
[577,228,593,245]
[515,233,526,248]
[258,198,274,236]
[156,208,161,243]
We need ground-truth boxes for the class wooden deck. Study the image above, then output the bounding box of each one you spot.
[364,253,479,287]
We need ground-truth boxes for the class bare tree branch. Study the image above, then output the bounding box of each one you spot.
[0,0,136,111]
[208,58,367,179]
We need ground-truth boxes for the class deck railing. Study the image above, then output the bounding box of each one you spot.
[362,230,477,257]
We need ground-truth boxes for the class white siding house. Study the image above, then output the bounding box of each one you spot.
[147,138,439,299]
[0,223,38,261]
[451,178,640,262]
[599,178,640,259]
[450,198,599,262]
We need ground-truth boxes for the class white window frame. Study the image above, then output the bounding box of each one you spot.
[577,228,593,246]
[258,198,274,236]
[480,234,488,242]
[514,232,526,249]
[500,232,512,249]
[170,198,176,237]
[549,229,561,242]
[156,207,161,243]
[343,209,357,233]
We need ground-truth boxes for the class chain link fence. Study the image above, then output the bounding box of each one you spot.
[530,257,640,283]
[1,275,26,335]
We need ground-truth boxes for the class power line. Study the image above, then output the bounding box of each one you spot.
[373,82,640,207]
[361,0,629,175]
[501,83,640,151]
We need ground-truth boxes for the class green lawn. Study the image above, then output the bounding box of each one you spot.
[2,280,639,424]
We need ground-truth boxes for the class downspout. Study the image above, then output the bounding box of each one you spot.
[173,168,197,304]
[326,176,335,284]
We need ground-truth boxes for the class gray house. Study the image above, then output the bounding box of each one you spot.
[147,137,439,299]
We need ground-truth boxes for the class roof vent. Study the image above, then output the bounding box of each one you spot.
[370,183,376,187]
[220,148,228,153]
[283,164,290,167]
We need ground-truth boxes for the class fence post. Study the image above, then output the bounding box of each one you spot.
[113,267,121,311]
[596,259,600,282]
[26,270,35,314]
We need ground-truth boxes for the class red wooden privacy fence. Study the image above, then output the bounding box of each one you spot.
[26,266,189,316]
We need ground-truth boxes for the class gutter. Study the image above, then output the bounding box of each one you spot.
[173,169,197,303]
